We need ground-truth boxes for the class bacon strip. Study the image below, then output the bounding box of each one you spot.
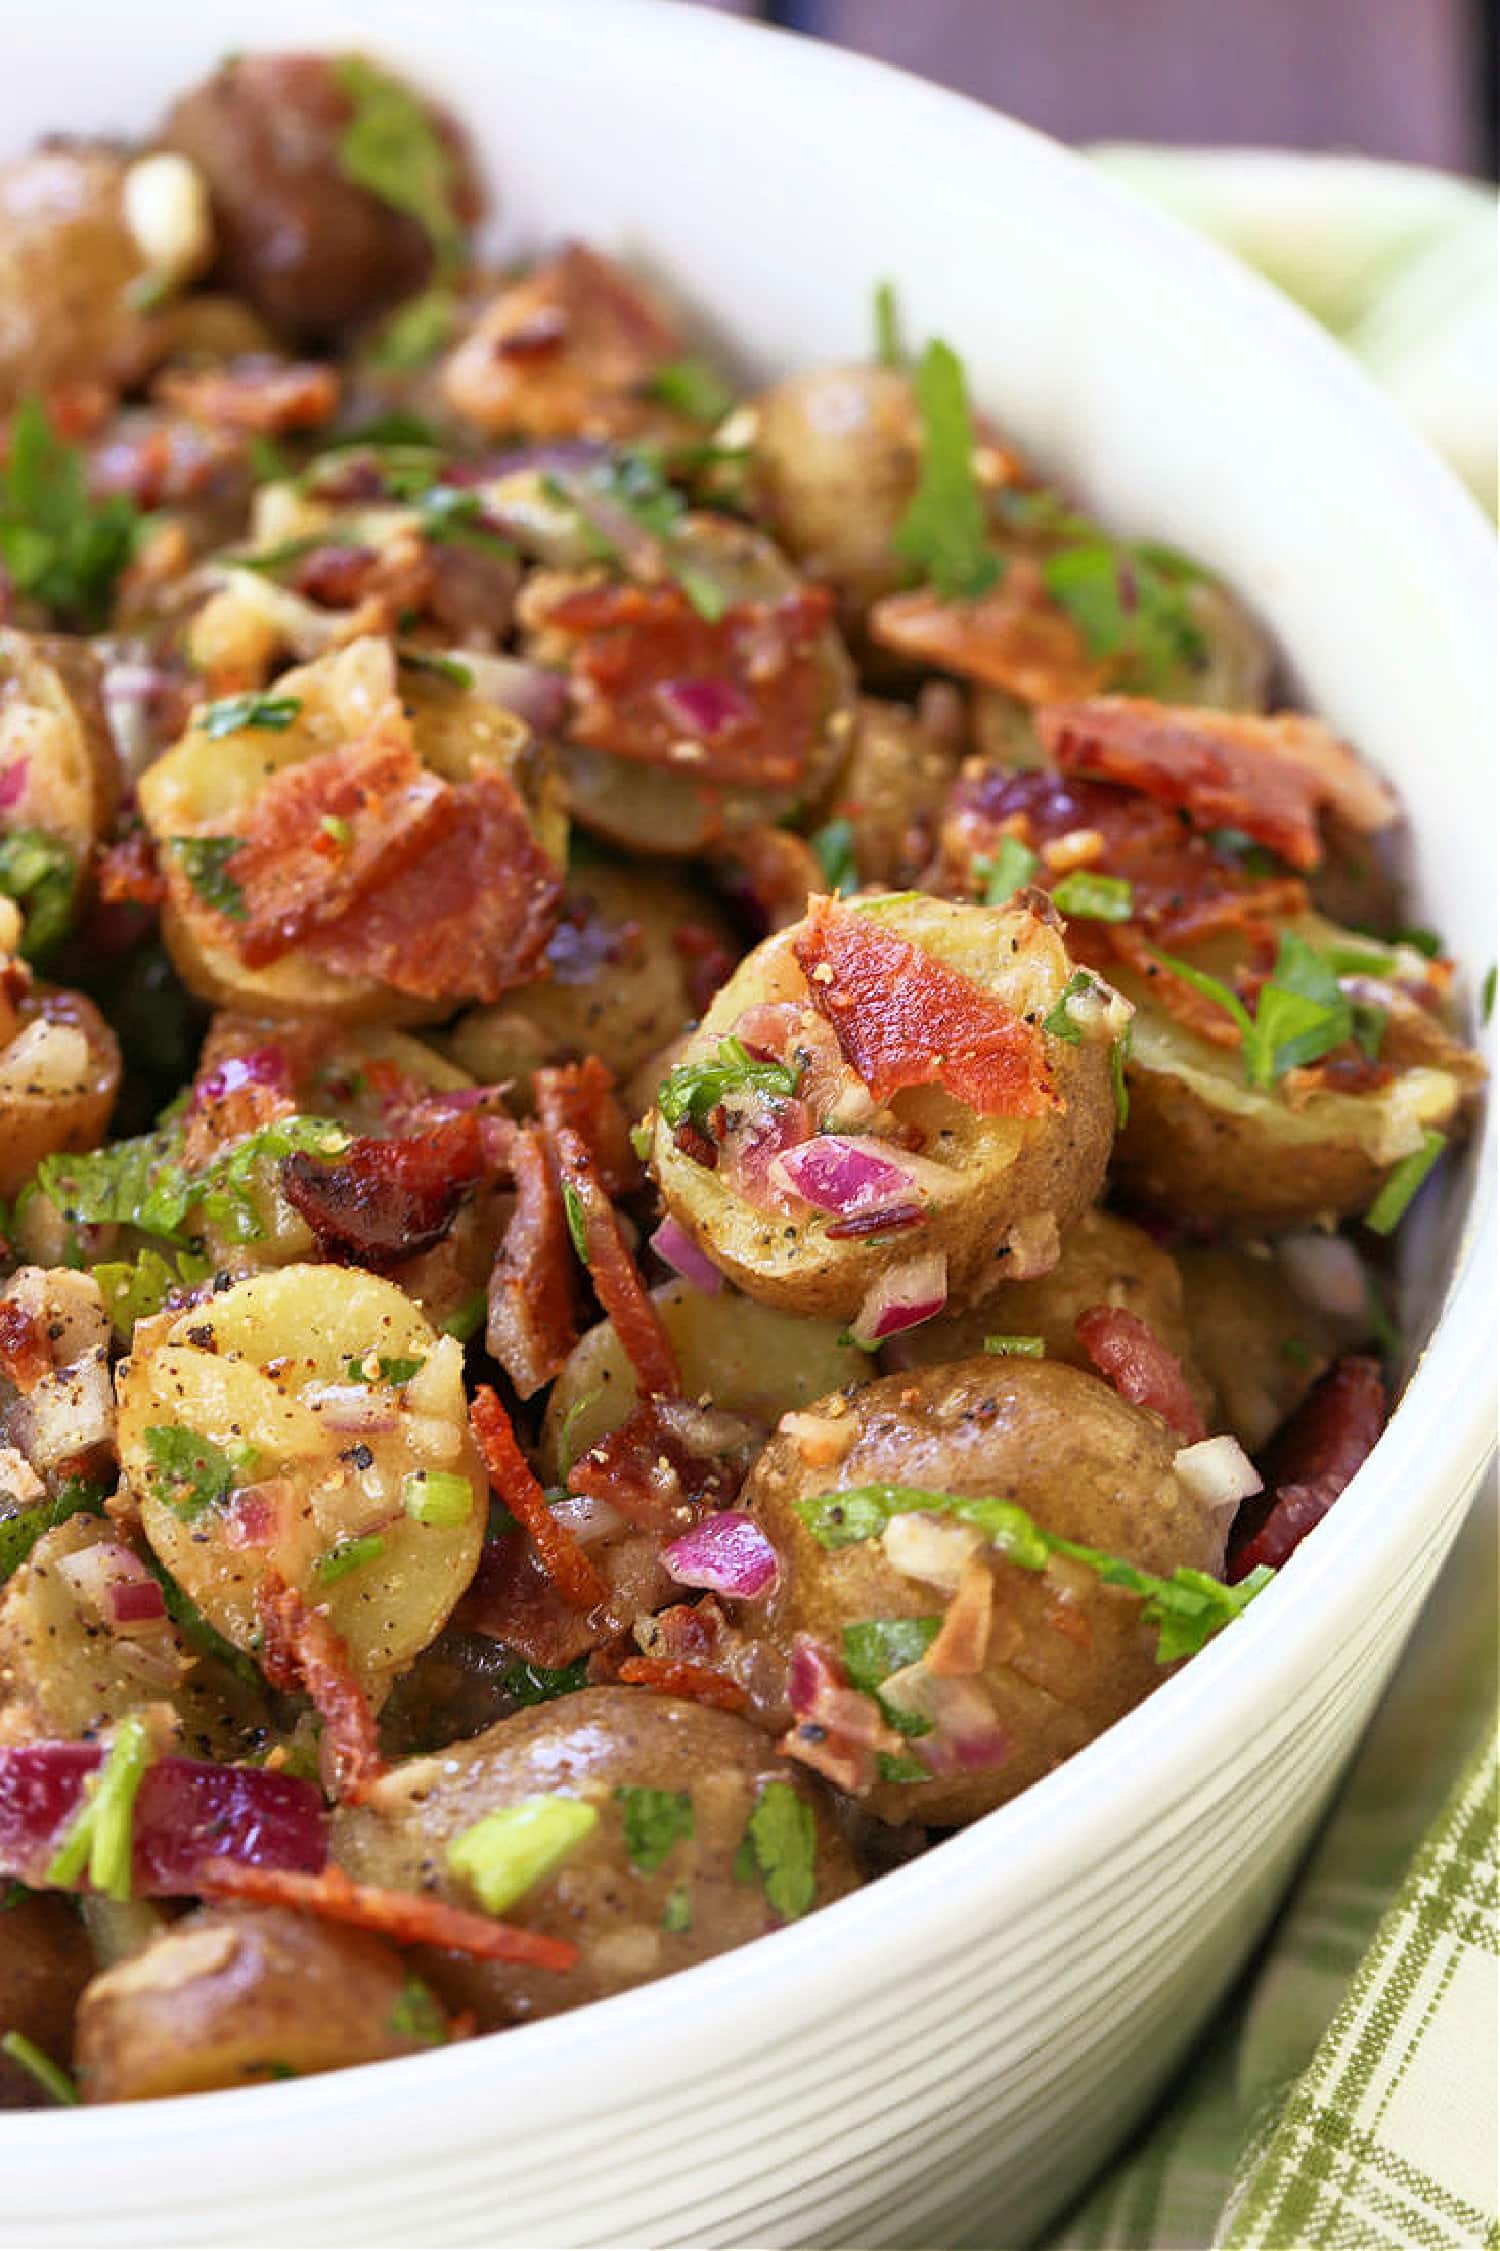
[470,1385,606,1614]
[280,1113,488,1271]
[793,894,1058,1119]
[457,1529,601,1668]
[1039,698,1399,874]
[1229,1356,1386,1581]
[615,1656,748,1712]
[0,1301,50,1392]
[96,832,165,910]
[485,1128,578,1399]
[567,1399,737,1533]
[255,1574,385,1802]
[155,359,341,434]
[870,558,1106,704]
[198,1857,578,1972]
[1074,1305,1208,1444]
[534,1057,641,1198]
[549,1126,680,1398]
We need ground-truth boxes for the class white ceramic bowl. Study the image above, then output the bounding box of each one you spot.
[2,5,1494,2244]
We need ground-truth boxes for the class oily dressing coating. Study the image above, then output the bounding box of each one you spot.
[333,1688,861,2026]
[735,1358,1227,1826]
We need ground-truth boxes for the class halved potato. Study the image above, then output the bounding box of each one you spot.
[0,983,121,1200]
[0,1892,93,2107]
[811,695,964,890]
[0,628,120,872]
[1177,1243,1357,1453]
[747,363,922,617]
[118,1267,485,1681]
[649,893,1119,1321]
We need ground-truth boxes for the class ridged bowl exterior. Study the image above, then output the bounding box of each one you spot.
[0,5,1493,2244]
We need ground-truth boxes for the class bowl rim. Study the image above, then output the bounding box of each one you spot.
[3,0,1495,2161]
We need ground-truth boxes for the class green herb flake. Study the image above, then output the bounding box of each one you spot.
[977,835,1039,905]
[615,1785,695,1873]
[892,339,1000,604]
[739,1778,817,1922]
[226,534,326,577]
[247,435,289,485]
[318,814,353,851]
[0,2031,77,2106]
[333,57,464,267]
[647,357,737,425]
[447,1794,599,1914]
[1364,1131,1447,1237]
[561,1180,589,1265]
[313,1533,387,1584]
[91,1246,213,1336]
[841,1616,942,1736]
[169,836,247,923]
[983,1334,1046,1357]
[1241,931,1356,1088]
[1280,1334,1313,1369]
[0,1474,108,1586]
[144,1426,243,1523]
[876,1751,930,1784]
[657,1036,799,1134]
[38,1112,348,1252]
[661,1882,693,1934]
[441,1288,487,1343]
[1392,925,1444,960]
[44,1711,153,1902]
[1040,968,1099,1043]
[1042,534,1207,692]
[499,1654,589,1709]
[397,647,474,689]
[401,1469,473,1528]
[367,287,458,371]
[0,397,139,626]
[388,1974,448,2047]
[197,693,302,741]
[809,818,859,897]
[558,1388,604,1473]
[872,278,904,370]
[415,484,516,560]
[1483,965,1496,1026]
[345,1353,425,1387]
[0,828,76,963]
[1050,869,1134,923]
[1363,1274,1403,1364]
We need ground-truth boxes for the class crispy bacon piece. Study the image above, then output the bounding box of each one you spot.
[567,1400,736,1533]
[281,1113,487,1270]
[95,831,165,910]
[870,557,1106,704]
[1039,698,1399,874]
[155,358,342,435]
[614,1656,749,1712]
[309,768,562,1003]
[534,1057,641,1197]
[549,1126,680,1397]
[0,1301,49,1392]
[457,1529,600,1668]
[1074,1305,1208,1444]
[470,1384,607,1614]
[215,733,453,968]
[1229,1356,1386,1581]
[198,1858,578,1972]
[289,543,380,609]
[485,1128,577,1399]
[1107,923,1247,1051]
[925,1557,996,1678]
[792,894,1058,1119]
[537,579,837,790]
[255,1573,384,1802]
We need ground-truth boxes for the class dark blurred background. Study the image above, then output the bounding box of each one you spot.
[693,0,1498,176]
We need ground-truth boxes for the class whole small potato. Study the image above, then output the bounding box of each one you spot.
[75,1905,443,2100]
[748,364,922,616]
[334,1688,861,2027]
[0,984,121,1201]
[1178,1244,1352,1453]
[736,1357,1228,1826]
[0,1891,94,2107]
[0,628,121,875]
[0,146,156,409]
[813,696,964,891]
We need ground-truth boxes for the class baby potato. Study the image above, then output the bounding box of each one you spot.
[0,1891,93,2106]
[75,1905,442,2101]
[138,636,566,1026]
[736,1357,1228,1826]
[891,1206,1212,1423]
[813,696,964,890]
[649,892,1119,1322]
[333,1688,861,2028]
[0,627,121,876]
[539,1279,874,1483]
[1177,1244,1354,1453]
[0,146,157,409]
[443,860,736,1102]
[747,364,922,616]
[118,1267,485,1683]
[0,983,121,1201]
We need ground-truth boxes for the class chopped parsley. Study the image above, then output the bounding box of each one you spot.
[1483,965,1496,1027]
[144,1427,246,1523]
[0,1474,108,1585]
[1042,534,1207,692]
[0,2032,77,2106]
[441,1288,487,1343]
[333,57,465,267]
[319,814,352,850]
[796,1484,1273,1663]
[1050,869,1133,922]
[91,1246,214,1336]
[1111,1024,1132,1126]
[38,1113,349,1251]
[892,339,1000,603]
[0,397,139,626]
[446,1795,599,1914]
[0,828,75,963]
[615,1785,695,1873]
[1392,925,1444,960]
[561,1180,589,1265]
[737,1778,817,1921]
[647,357,737,425]
[313,1533,387,1584]
[1147,932,1371,1092]
[983,1334,1046,1357]
[977,835,1039,904]
[1041,969,1101,1043]
[388,1975,448,2046]
[809,818,859,897]
[557,1387,605,1472]
[226,534,326,577]
[557,449,730,623]
[876,1751,931,1784]
[197,693,302,741]
[414,485,515,559]
[872,278,904,370]
[397,647,474,690]
[401,1470,473,1528]
[140,1550,262,1690]
[498,1654,589,1709]
[1280,1334,1312,1369]
[366,287,458,371]
[169,836,246,922]
[842,1616,942,1735]
[661,1882,693,1934]
[658,1037,800,1134]
[44,1712,153,1902]
[1363,1131,1446,1236]
[346,1353,425,1386]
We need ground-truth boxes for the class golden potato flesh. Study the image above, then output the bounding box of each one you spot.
[735,1357,1229,1826]
[649,892,1119,1322]
[0,628,120,868]
[333,1688,861,2027]
[0,1891,93,2106]
[117,1266,485,1682]
[75,1905,444,2101]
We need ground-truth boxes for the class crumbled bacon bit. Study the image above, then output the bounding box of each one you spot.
[1074,1305,1208,1444]
[280,1114,488,1271]
[198,1857,579,1972]
[485,1128,577,1400]
[793,894,1059,1119]
[925,1557,995,1677]
[290,543,380,609]
[534,1057,641,1197]
[95,831,165,910]
[457,1528,600,1668]
[0,1301,50,1392]
[1229,1356,1386,1580]
[549,1126,680,1398]
[614,1656,748,1711]
[470,1384,606,1614]
[155,358,342,435]
[568,1399,735,1533]
[870,558,1105,704]
[254,1573,384,1802]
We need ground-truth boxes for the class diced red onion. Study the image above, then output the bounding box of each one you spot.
[663,1511,780,1600]
[878,1666,1008,1775]
[769,1135,919,1219]
[654,677,755,739]
[222,1485,282,1550]
[0,1745,327,1894]
[55,1541,162,1630]
[1173,1434,1263,1522]
[548,1491,625,1547]
[850,1249,948,1347]
[463,441,611,484]
[108,1578,167,1627]
[648,1217,724,1295]
[463,653,569,737]
[0,758,28,814]
[786,1634,892,1747]
[193,1046,291,1109]
[1277,1232,1368,1322]
[305,1383,399,1433]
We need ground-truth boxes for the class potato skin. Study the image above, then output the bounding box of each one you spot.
[0,985,121,1201]
[650,894,1117,1320]
[0,1891,94,2106]
[0,627,121,865]
[815,696,964,890]
[75,1905,436,2101]
[1177,1245,1348,1453]
[333,1688,861,2027]
[748,365,921,616]
[737,1358,1227,1825]
[0,146,155,409]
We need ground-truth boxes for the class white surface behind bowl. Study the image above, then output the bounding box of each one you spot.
[1,4,1494,2245]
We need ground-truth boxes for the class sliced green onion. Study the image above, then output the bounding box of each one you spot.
[402,1469,473,1528]
[44,1713,153,1903]
[1050,870,1133,922]
[1364,1132,1446,1236]
[1,2031,77,2105]
[983,1334,1046,1357]
[313,1533,386,1584]
[447,1795,599,1914]
[977,835,1038,904]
